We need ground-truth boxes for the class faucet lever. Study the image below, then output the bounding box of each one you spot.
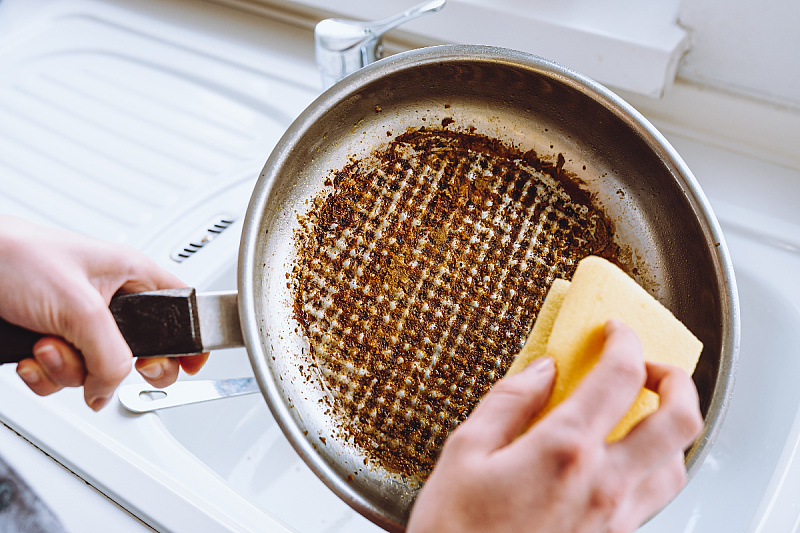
[314,0,446,89]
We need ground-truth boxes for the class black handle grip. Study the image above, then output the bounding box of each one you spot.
[0,319,44,364]
[0,288,204,365]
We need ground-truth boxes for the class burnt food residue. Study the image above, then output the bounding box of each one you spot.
[291,127,616,480]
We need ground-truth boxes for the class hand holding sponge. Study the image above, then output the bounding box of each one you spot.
[506,256,703,441]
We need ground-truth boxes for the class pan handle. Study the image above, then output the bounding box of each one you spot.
[0,288,215,364]
[0,319,44,364]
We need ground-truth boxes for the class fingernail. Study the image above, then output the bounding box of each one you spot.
[525,357,555,374]
[34,344,63,372]
[17,366,41,386]
[138,362,164,380]
[89,396,109,411]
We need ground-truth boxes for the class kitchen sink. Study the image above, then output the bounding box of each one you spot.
[3,0,800,531]
[151,221,800,533]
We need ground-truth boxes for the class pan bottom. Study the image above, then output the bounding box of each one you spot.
[291,126,617,479]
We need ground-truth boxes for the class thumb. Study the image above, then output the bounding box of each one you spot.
[458,357,556,452]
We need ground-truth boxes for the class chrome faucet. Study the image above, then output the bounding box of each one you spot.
[314,0,446,89]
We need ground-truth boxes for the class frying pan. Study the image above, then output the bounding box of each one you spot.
[0,45,739,531]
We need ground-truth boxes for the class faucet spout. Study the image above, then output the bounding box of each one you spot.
[314,0,446,89]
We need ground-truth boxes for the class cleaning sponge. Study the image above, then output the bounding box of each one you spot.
[506,255,703,441]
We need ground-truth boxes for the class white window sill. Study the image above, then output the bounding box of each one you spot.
[232,0,690,98]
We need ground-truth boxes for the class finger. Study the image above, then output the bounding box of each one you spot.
[135,357,181,388]
[85,243,185,297]
[63,290,135,411]
[135,353,210,388]
[16,358,63,396]
[88,251,186,404]
[453,357,556,452]
[552,320,646,440]
[608,452,688,532]
[179,353,210,376]
[609,361,703,475]
[73,249,188,407]
[33,338,87,388]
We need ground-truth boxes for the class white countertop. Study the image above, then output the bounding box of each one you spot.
[0,423,152,532]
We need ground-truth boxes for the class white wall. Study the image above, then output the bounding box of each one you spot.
[279,0,691,97]
[677,0,800,109]
[209,0,800,107]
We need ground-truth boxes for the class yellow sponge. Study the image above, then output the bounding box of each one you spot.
[507,256,703,441]
[506,278,571,376]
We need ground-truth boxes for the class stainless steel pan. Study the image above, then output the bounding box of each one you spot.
[0,45,739,532]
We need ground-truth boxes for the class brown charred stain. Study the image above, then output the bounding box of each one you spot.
[289,126,618,479]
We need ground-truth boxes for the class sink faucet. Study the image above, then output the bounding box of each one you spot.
[314,0,446,89]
